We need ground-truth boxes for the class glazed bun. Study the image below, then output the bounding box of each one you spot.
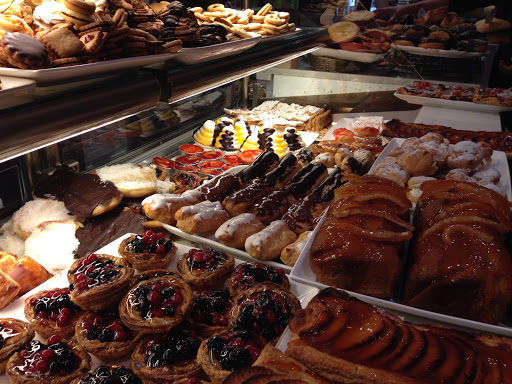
[476,17,511,34]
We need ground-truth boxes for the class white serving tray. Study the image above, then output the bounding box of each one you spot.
[173,36,260,65]
[0,53,179,84]
[0,233,314,382]
[394,90,512,113]
[393,44,486,58]
[311,46,385,63]
[0,76,35,97]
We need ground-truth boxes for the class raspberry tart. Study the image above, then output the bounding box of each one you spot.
[68,254,134,311]
[118,231,177,271]
[229,283,300,343]
[75,310,142,360]
[6,334,91,384]
[24,288,83,339]
[188,290,233,337]
[176,248,235,291]
[71,365,143,384]
[131,269,174,287]
[0,318,34,373]
[197,327,267,383]
[131,328,204,382]
[227,263,289,297]
[119,275,194,334]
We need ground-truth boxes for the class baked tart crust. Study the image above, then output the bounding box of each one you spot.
[118,233,177,271]
[0,318,34,373]
[227,262,290,297]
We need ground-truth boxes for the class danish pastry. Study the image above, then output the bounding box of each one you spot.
[188,290,232,337]
[175,201,229,235]
[245,220,297,261]
[0,269,20,310]
[130,269,174,287]
[227,262,289,297]
[0,318,34,373]
[118,231,177,271]
[142,189,203,225]
[214,213,265,249]
[24,288,83,339]
[71,365,143,384]
[68,254,134,311]
[176,247,235,291]
[119,275,194,334]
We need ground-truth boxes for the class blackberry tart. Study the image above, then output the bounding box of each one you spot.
[119,275,194,334]
[197,327,267,383]
[75,310,142,360]
[188,290,233,337]
[131,328,204,382]
[68,254,134,311]
[6,334,91,384]
[0,318,34,373]
[24,288,83,339]
[176,248,235,291]
[71,365,143,384]
[131,269,174,287]
[118,231,177,271]
[227,263,289,297]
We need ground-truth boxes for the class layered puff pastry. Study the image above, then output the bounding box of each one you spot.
[75,310,142,360]
[287,288,512,384]
[227,262,290,297]
[131,328,204,383]
[119,275,194,334]
[118,231,177,271]
[175,201,229,235]
[176,248,235,292]
[403,180,512,324]
[309,175,413,299]
[0,318,34,373]
[142,189,203,225]
[24,288,83,339]
[68,254,134,311]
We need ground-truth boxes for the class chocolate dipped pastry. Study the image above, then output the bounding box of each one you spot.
[158,1,199,46]
[199,173,240,202]
[286,162,328,198]
[33,166,123,221]
[283,127,303,151]
[309,175,413,299]
[196,23,228,46]
[263,153,300,188]
[281,193,324,235]
[257,128,275,151]
[401,24,429,37]
[251,190,296,226]
[0,319,34,373]
[222,178,274,218]
[238,150,279,184]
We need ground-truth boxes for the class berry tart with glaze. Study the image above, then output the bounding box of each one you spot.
[197,327,267,384]
[229,283,300,343]
[131,327,204,383]
[131,269,174,287]
[118,231,177,271]
[24,288,83,339]
[75,310,142,360]
[188,290,233,337]
[176,248,235,291]
[119,275,194,334]
[6,334,91,384]
[68,254,134,311]
[227,262,289,297]
[71,365,143,384]
[0,318,34,373]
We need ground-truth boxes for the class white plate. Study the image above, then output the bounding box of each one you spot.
[173,36,261,65]
[368,137,512,201]
[393,44,486,58]
[0,53,179,84]
[322,117,385,141]
[394,90,512,113]
[0,76,35,96]
[0,233,315,382]
[311,47,385,63]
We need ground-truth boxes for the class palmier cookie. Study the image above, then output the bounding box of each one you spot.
[119,275,193,334]
[68,254,134,311]
[2,32,49,69]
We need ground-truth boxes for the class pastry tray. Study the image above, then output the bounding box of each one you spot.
[392,44,487,58]
[254,28,302,43]
[0,233,315,382]
[310,47,385,63]
[0,76,35,97]
[290,199,512,338]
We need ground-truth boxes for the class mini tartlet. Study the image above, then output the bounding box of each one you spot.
[0,318,34,373]
[188,290,233,337]
[75,310,142,360]
[227,263,289,297]
[131,328,204,382]
[71,365,143,384]
[119,275,194,334]
[24,288,83,339]
[118,231,177,271]
[68,254,134,311]
[176,248,235,291]
[6,335,91,384]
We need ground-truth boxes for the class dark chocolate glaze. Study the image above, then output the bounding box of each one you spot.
[224,179,273,207]
[75,208,144,259]
[263,153,297,187]
[238,150,279,184]
[33,166,122,221]
[288,162,315,184]
[311,167,344,202]
[295,148,313,165]
[252,189,296,225]
[283,129,302,151]
[219,131,237,151]
[281,194,320,231]
[258,128,275,150]
[286,163,327,198]
[200,173,240,202]
[3,32,48,66]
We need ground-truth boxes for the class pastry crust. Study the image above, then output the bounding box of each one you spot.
[119,275,194,334]
[68,254,134,311]
[196,338,231,384]
[24,288,84,339]
[0,269,20,310]
[130,269,175,287]
[70,365,143,384]
[0,318,34,373]
[176,248,235,292]
[118,234,177,271]
[280,231,312,267]
[245,220,297,261]
[175,201,229,235]
[214,213,265,249]
[227,262,290,297]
